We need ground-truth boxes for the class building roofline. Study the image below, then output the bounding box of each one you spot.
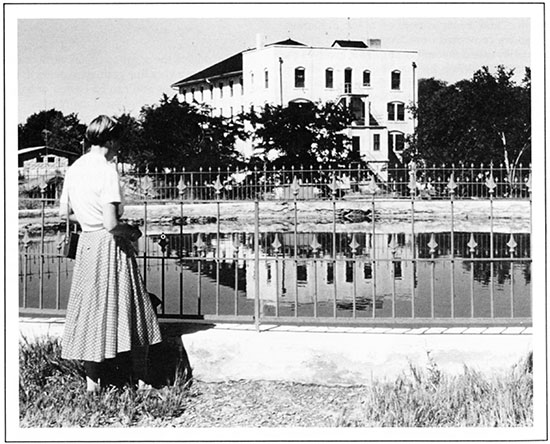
[172,39,417,88]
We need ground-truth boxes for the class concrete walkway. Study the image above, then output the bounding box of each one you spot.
[19,317,532,385]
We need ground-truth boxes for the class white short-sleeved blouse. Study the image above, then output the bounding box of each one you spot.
[59,151,124,232]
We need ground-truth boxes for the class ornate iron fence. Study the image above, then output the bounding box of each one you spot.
[19,164,532,328]
[19,162,532,204]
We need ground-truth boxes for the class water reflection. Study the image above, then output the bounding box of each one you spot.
[20,231,531,319]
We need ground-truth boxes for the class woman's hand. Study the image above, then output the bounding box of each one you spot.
[103,203,142,241]
[126,225,142,242]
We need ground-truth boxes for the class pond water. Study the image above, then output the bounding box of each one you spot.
[20,231,531,321]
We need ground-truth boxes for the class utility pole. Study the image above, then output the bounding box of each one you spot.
[279,57,284,106]
[412,61,417,132]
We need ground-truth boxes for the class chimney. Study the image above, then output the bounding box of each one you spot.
[367,39,381,48]
[256,33,265,49]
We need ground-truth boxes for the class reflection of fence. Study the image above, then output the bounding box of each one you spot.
[19,165,532,328]
[19,162,532,203]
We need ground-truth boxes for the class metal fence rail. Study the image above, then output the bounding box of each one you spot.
[19,166,532,327]
[19,162,532,203]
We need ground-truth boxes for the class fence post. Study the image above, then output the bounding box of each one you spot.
[468,234,478,318]
[22,229,31,309]
[330,173,338,318]
[291,176,299,317]
[39,181,47,309]
[158,233,168,315]
[486,163,496,318]
[448,171,457,318]
[214,176,223,316]
[408,161,417,318]
[507,234,517,318]
[254,200,261,331]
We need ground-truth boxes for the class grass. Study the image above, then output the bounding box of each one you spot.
[19,337,192,427]
[336,352,533,427]
[19,337,533,428]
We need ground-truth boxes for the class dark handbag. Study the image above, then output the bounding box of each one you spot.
[64,232,80,259]
[63,197,80,259]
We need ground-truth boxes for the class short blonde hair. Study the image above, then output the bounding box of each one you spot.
[85,115,122,146]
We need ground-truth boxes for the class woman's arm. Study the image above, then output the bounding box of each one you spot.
[103,202,141,241]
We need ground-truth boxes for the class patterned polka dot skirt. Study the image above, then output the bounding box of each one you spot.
[62,229,162,362]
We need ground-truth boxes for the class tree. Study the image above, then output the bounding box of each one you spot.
[405,66,531,169]
[243,101,354,168]
[137,94,245,171]
[114,113,144,167]
[18,109,86,154]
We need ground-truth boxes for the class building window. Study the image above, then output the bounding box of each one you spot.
[363,70,371,87]
[251,72,254,87]
[210,85,214,99]
[218,82,223,98]
[350,97,365,124]
[344,68,353,94]
[364,263,372,279]
[388,131,405,152]
[325,68,333,88]
[387,102,405,121]
[294,67,305,88]
[346,261,354,283]
[391,70,401,90]
[352,136,360,157]
[344,68,352,93]
[373,134,380,151]
[229,80,234,97]
[239,77,243,95]
[297,264,307,283]
[264,69,269,88]
[393,261,402,279]
[327,262,334,284]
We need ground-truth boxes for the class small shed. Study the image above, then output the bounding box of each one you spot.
[18,146,79,173]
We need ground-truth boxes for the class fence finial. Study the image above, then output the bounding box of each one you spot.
[447,172,458,194]
[194,233,206,251]
[158,233,168,253]
[367,176,379,195]
[213,175,223,196]
[271,233,282,253]
[389,234,398,254]
[485,173,497,194]
[309,234,321,253]
[290,176,300,197]
[507,234,517,254]
[428,233,438,254]
[467,233,478,254]
[349,234,360,254]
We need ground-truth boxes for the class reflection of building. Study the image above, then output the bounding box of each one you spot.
[150,231,530,311]
[245,235,413,305]
[171,35,417,171]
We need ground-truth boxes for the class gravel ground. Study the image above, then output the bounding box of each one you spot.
[164,380,366,427]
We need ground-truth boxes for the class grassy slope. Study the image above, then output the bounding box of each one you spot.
[19,337,533,428]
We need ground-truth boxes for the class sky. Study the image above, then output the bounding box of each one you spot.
[12,4,536,125]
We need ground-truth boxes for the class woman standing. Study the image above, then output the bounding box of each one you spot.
[59,115,162,393]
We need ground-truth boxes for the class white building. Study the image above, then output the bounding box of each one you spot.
[172,35,418,173]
